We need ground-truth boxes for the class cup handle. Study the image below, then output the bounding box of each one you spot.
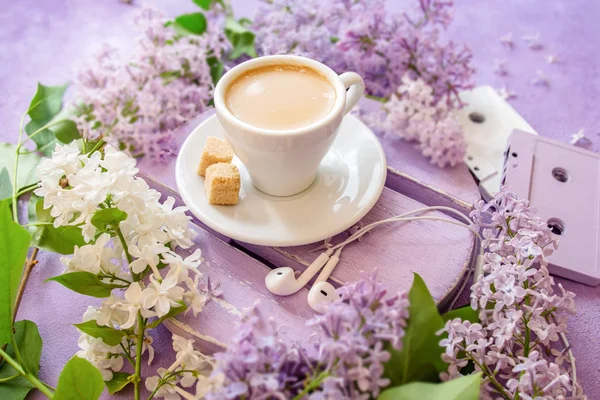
[339,72,365,115]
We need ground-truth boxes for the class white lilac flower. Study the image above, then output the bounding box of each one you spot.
[82,296,129,328]
[129,241,170,275]
[569,128,585,145]
[142,269,185,317]
[522,32,543,50]
[494,59,509,76]
[39,140,216,393]
[112,282,157,329]
[162,249,202,282]
[531,70,550,87]
[76,334,124,381]
[145,368,181,400]
[61,233,112,274]
[183,275,208,317]
[496,86,517,101]
[499,32,515,49]
[546,54,560,64]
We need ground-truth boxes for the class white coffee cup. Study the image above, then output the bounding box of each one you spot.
[214,55,365,197]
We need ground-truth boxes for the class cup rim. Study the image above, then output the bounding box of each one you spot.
[214,55,346,138]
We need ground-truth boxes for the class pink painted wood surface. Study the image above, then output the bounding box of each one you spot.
[242,187,475,305]
[144,163,474,304]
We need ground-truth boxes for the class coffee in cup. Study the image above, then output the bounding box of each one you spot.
[225,64,336,131]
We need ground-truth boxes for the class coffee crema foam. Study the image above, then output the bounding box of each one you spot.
[225,64,336,131]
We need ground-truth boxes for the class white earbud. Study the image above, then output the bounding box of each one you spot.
[307,281,338,312]
[307,251,341,313]
[265,252,331,296]
[265,205,482,313]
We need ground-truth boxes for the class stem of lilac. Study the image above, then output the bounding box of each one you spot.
[11,113,26,223]
[147,384,161,400]
[114,224,134,265]
[15,182,40,198]
[120,342,136,367]
[553,315,578,393]
[364,94,388,103]
[0,348,54,398]
[469,355,511,400]
[98,273,132,286]
[292,370,330,400]
[134,313,145,400]
[86,138,106,155]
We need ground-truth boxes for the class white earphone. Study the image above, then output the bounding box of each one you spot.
[265,206,484,312]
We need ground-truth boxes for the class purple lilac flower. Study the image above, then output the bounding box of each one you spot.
[207,273,409,399]
[439,187,583,399]
[253,0,474,103]
[73,7,228,162]
[252,0,473,168]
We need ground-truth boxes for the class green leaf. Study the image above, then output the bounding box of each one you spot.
[0,373,34,400]
[0,168,11,202]
[46,272,123,298]
[0,201,32,346]
[25,83,68,154]
[0,143,41,196]
[91,208,128,231]
[147,302,187,329]
[24,119,57,154]
[74,320,126,346]
[24,84,76,153]
[53,356,104,400]
[51,120,81,144]
[0,322,42,399]
[0,320,42,399]
[32,198,85,254]
[443,305,480,323]
[378,372,482,400]
[105,372,132,394]
[26,83,68,123]
[12,320,43,375]
[225,17,257,59]
[207,56,224,85]
[384,273,447,385]
[174,12,207,35]
[193,0,213,10]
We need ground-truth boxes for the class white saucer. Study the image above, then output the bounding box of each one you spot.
[176,114,387,246]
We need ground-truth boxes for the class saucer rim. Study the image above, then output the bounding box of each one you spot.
[175,114,387,247]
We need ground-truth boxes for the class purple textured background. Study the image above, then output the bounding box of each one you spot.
[1,0,599,398]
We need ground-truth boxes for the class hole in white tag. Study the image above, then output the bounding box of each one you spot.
[320,290,328,296]
[552,167,569,183]
[469,112,485,123]
[547,218,566,236]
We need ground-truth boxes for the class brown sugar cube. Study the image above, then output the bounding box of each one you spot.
[204,163,240,205]
[198,136,234,176]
